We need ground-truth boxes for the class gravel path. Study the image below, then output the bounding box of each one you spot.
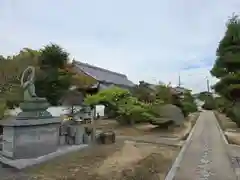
[117,135,183,146]
[0,163,20,179]
[173,111,236,180]
[1,163,32,180]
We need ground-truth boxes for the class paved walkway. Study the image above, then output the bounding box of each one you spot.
[173,111,236,180]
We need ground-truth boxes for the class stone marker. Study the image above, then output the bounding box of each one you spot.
[0,66,61,159]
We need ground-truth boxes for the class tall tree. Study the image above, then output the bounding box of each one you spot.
[155,85,174,104]
[210,14,240,125]
[211,15,240,100]
[39,43,69,69]
[197,91,212,101]
[35,43,71,105]
[0,49,39,108]
[132,81,156,103]
[181,91,198,115]
[65,63,97,89]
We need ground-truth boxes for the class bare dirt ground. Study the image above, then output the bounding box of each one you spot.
[19,114,199,180]
[22,140,179,180]
[2,113,199,180]
[95,113,199,140]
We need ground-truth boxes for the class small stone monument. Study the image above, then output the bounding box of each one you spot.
[59,106,95,146]
[0,66,61,159]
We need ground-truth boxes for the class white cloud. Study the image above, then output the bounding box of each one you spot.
[0,0,240,93]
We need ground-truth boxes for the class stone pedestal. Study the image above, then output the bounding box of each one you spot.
[17,98,52,120]
[0,97,62,159]
[67,125,85,145]
[75,126,85,145]
[0,118,61,159]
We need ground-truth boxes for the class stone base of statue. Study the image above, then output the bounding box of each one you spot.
[0,118,61,159]
[0,98,61,159]
[17,97,52,120]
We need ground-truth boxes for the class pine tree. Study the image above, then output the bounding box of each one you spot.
[211,14,240,101]
[211,14,240,125]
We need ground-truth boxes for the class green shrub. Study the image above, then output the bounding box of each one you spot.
[84,86,130,119]
[140,112,156,122]
[84,86,130,106]
[115,96,154,125]
[84,86,183,128]
[182,101,198,115]
[202,103,215,110]
[202,95,216,110]
[84,87,159,125]
[226,106,234,117]
[229,103,240,127]
[181,91,198,116]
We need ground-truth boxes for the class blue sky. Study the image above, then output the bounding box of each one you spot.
[1,0,240,93]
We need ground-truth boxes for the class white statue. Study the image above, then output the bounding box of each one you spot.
[21,66,37,101]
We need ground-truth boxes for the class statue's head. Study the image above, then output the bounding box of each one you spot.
[27,71,32,81]
[21,66,35,87]
[22,71,31,83]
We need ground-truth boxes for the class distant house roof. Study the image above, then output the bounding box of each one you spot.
[72,60,135,87]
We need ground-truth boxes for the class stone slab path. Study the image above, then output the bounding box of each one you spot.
[173,111,236,180]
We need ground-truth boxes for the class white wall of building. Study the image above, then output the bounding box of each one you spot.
[95,105,105,116]
[8,105,105,117]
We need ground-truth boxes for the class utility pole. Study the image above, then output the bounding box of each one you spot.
[206,77,210,92]
[178,73,181,87]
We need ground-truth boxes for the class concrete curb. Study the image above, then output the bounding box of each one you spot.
[214,112,239,179]
[214,112,229,144]
[164,113,200,180]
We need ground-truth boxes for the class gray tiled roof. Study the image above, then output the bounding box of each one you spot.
[73,61,135,87]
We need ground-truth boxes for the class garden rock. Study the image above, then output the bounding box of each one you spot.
[159,104,185,125]
[150,117,173,128]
